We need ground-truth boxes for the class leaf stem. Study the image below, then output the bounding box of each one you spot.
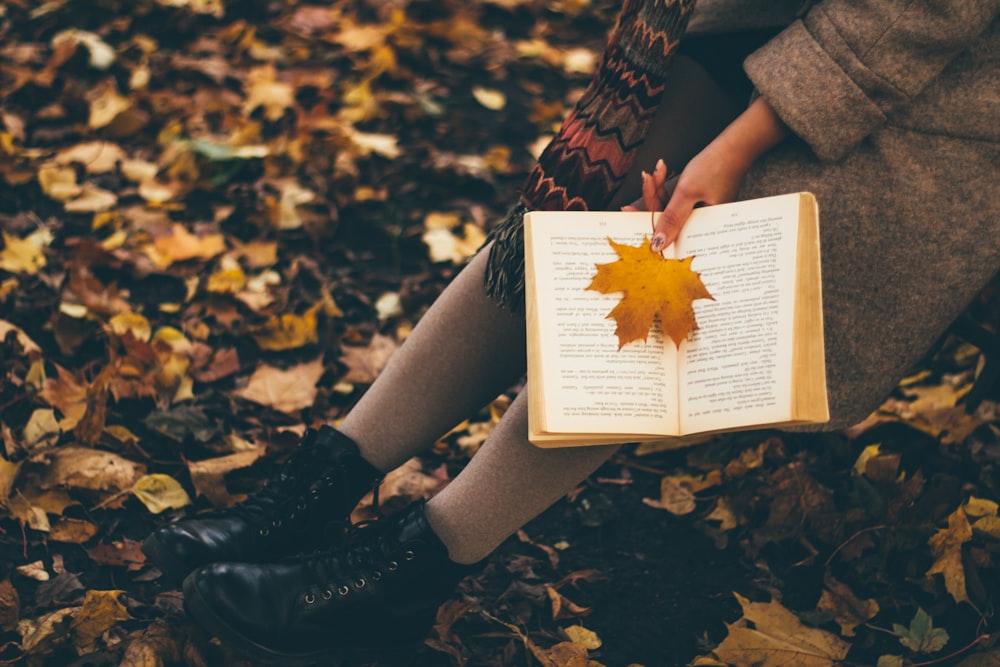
[909,634,987,666]
[825,524,887,567]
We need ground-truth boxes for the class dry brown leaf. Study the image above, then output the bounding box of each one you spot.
[587,238,713,348]
[38,366,89,430]
[38,446,146,495]
[234,358,325,414]
[340,334,398,384]
[0,457,19,504]
[545,584,592,620]
[18,606,76,654]
[710,593,850,667]
[926,506,972,604]
[48,518,100,544]
[816,576,879,637]
[0,579,19,632]
[186,444,267,507]
[118,619,183,667]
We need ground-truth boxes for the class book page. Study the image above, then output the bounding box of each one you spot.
[527,212,680,438]
[676,194,801,434]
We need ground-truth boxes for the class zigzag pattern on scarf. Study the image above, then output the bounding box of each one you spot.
[483,0,697,311]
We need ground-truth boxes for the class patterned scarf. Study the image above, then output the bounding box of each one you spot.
[484,0,698,310]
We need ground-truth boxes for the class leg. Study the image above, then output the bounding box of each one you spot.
[426,55,747,565]
[339,247,527,472]
[426,391,618,564]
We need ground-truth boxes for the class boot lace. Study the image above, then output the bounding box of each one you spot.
[294,488,407,605]
[223,430,348,533]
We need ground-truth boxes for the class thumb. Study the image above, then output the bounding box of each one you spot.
[650,195,696,252]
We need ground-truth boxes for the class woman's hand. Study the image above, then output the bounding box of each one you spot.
[648,96,790,252]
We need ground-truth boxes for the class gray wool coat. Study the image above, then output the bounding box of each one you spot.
[688,0,1000,429]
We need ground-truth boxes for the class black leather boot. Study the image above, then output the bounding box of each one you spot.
[142,426,381,582]
[182,501,478,666]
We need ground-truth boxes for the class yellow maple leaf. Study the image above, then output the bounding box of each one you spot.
[0,231,48,275]
[252,306,320,351]
[926,506,972,604]
[586,237,712,349]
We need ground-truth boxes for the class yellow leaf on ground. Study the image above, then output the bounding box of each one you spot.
[48,517,99,543]
[565,625,602,649]
[234,358,325,414]
[18,607,77,654]
[243,65,295,121]
[108,313,152,343]
[587,238,713,348]
[132,474,192,514]
[70,590,131,653]
[926,506,972,604]
[54,141,125,173]
[146,224,226,268]
[472,86,506,110]
[252,306,319,351]
[88,84,131,129]
[64,184,118,213]
[710,593,850,667]
[37,164,81,201]
[972,515,1000,539]
[965,496,999,518]
[0,231,48,275]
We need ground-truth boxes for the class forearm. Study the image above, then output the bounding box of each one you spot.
[649,96,790,251]
[713,96,790,170]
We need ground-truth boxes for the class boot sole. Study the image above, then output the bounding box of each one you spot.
[181,573,423,666]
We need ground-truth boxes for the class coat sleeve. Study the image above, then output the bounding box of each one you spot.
[742,0,1000,162]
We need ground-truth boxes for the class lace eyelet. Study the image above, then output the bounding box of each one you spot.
[338,585,350,596]
[272,519,282,528]
[297,502,307,511]
[259,528,269,537]
[388,561,398,571]
[354,578,366,589]
[372,571,382,581]
[322,590,333,600]
[404,550,415,561]
[304,594,316,604]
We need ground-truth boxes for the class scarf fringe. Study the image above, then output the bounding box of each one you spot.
[483,203,529,313]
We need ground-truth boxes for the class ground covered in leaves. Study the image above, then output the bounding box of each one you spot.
[2,0,1000,666]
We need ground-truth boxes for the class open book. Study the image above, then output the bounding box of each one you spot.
[524,192,828,447]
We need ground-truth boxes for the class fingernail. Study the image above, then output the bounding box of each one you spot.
[651,234,665,251]
[656,158,665,170]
